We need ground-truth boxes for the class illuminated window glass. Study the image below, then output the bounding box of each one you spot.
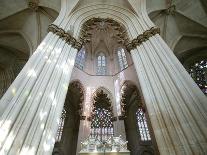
[75,47,86,70]
[97,53,106,75]
[117,48,128,70]
[91,108,113,140]
[188,60,207,94]
[90,90,113,141]
[55,109,67,142]
[136,108,151,141]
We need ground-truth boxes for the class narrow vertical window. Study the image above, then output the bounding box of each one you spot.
[117,48,128,70]
[75,47,86,70]
[136,108,151,141]
[188,60,207,94]
[55,108,67,142]
[97,53,106,75]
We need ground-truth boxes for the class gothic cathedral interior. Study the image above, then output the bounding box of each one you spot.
[0,0,207,155]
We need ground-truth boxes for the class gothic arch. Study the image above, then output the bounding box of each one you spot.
[120,80,158,155]
[92,87,113,109]
[53,80,85,155]
[120,80,142,116]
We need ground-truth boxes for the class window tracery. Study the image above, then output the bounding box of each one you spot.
[55,108,67,142]
[97,53,106,75]
[75,47,86,70]
[90,90,113,141]
[188,60,207,94]
[117,48,128,70]
[136,108,151,141]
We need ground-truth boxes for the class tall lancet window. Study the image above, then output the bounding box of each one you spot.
[188,60,207,94]
[75,47,86,70]
[136,108,151,141]
[97,53,106,75]
[117,48,128,70]
[55,108,67,142]
[90,90,113,141]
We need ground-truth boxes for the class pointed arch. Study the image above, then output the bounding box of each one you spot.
[53,80,85,155]
[90,87,114,140]
[120,80,157,154]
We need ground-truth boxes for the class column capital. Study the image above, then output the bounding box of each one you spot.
[48,24,82,50]
[126,27,160,51]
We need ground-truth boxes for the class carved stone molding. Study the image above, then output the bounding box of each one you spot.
[79,17,130,46]
[48,23,160,52]
[126,27,160,51]
[165,5,176,15]
[48,24,82,50]
[28,0,39,11]
[80,116,86,120]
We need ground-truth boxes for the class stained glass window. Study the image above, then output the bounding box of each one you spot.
[91,108,113,141]
[188,60,207,94]
[55,109,67,142]
[75,47,86,70]
[136,108,151,141]
[90,90,113,141]
[97,53,106,75]
[117,48,128,70]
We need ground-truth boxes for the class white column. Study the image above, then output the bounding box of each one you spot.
[76,120,90,154]
[131,34,207,155]
[0,32,78,155]
[114,119,126,141]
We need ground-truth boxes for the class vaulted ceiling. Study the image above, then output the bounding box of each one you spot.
[0,0,206,69]
[148,0,207,66]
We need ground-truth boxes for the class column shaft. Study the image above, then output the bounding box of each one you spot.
[131,35,207,155]
[0,32,77,155]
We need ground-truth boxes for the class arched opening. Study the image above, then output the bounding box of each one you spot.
[53,80,84,155]
[90,88,114,141]
[120,81,158,155]
[0,32,30,98]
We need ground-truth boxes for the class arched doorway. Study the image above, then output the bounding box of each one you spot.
[53,80,84,155]
[120,81,158,155]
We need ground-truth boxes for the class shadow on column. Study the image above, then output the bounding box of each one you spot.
[52,80,84,155]
[120,81,159,155]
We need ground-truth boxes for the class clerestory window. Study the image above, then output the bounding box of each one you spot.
[117,48,128,70]
[97,53,106,75]
[75,47,86,70]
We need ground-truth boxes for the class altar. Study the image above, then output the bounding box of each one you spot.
[79,135,130,155]
[79,151,130,155]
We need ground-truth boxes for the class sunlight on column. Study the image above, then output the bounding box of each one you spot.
[62,83,68,91]
[0,126,14,154]
[40,123,45,130]
[20,147,35,155]
[49,91,57,106]
[114,79,121,116]
[39,110,47,121]
[61,63,70,75]
[84,87,95,116]
[27,69,37,77]
[11,88,16,96]
[0,120,12,147]
[46,59,52,64]
[43,133,55,153]
[49,91,55,100]
[34,42,45,55]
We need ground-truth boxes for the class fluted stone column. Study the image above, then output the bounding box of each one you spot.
[130,33,207,154]
[0,31,78,155]
[113,119,126,141]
